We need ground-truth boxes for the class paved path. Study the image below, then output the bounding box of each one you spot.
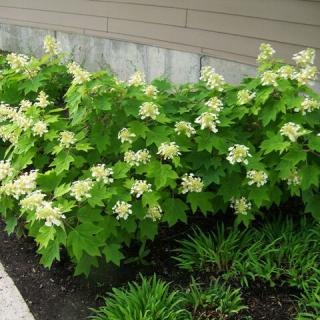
[0,262,35,320]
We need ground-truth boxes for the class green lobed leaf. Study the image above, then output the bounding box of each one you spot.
[187,192,215,214]
[162,198,188,226]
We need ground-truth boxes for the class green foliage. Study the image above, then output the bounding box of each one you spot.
[174,219,320,289]
[90,275,190,320]
[90,274,247,320]
[295,280,320,319]
[1,40,320,274]
[181,277,247,319]
[174,225,248,272]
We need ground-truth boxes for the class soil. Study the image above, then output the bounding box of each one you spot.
[0,217,299,320]
[0,219,137,320]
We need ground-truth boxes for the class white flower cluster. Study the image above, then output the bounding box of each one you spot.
[35,201,65,227]
[181,173,204,194]
[280,122,303,142]
[247,170,268,187]
[19,100,33,111]
[0,103,32,132]
[0,170,38,199]
[6,53,29,72]
[139,102,160,120]
[128,71,145,86]
[227,144,252,165]
[145,205,162,222]
[292,48,318,86]
[195,112,220,133]
[0,103,19,144]
[144,85,158,98]
[200,66,225,91]
[32,121,48,137]
[124,149,151,166]
[118,128,136,143]
[113,201,132,220]
[19,191,65,227]
[196,95,223,133]
[293,48,315,68]
[207,73,225,92]
[174,121,196,137]
[130,180,152,198]
[0,103,16,121]
[278,65,295,80]
[6,53,39,78]
[294,97,320,115]
[43,35,61,56]
[0,126,19,144]
[59,131,76,148]
[205,97,223,113]
[67,62,91,85]
[237,89,256,105]
[0,165,63,226]
[91,164,113,184]
[295,66,318,86]
[12,112,33,131]
[257,43,275,64]
[35,91,50,108]
[20,191,46,211]
[70,179,93,201]
[230,197,252,215]
[285,168,301,186]
[261,70,278,87]
[200,66,214,82]
[157,142,181,160]
[0,100,49,139]
[0,160,13,181]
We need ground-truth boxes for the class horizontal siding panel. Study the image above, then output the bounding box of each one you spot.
[91,0,320,26]
[187,10,320,48]
[0,17,83,34]
[0,0,187,26]
[0,7,107,31]
[108,18,320,66]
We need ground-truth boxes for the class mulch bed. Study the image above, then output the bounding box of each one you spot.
[0,218,299,320]
[0,219,136,320]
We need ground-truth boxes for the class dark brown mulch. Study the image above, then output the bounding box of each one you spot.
[0,219,137,320]
[0,217,299,320]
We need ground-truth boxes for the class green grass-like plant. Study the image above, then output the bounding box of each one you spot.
[295,281,320,319]
[174,224,250,272]
[90,275,191,320]
[181,276,247,319]
[174,219,320,289]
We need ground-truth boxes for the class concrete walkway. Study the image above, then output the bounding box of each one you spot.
[0,262,35,320]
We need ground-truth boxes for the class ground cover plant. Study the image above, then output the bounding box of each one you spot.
[90,275,190,320]
[0,36,319,279]
[174,218,320,289]
[90,274,247,320]
[90,218,320,319]
[173,218,320,319]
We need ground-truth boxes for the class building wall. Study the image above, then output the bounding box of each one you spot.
[0,0,319,88]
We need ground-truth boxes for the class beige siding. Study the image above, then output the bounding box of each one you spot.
[0,0,319,66]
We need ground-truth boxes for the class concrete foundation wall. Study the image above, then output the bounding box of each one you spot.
[0,22,319,92]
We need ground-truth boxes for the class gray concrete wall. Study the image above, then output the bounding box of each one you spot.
[0,22,319,93]
[0,22,258,85]
[0,0,319,67]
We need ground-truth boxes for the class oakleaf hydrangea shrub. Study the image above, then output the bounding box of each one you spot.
[0,37,319,275]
